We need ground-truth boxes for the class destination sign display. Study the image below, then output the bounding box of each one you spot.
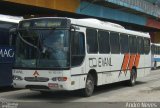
[19,18,70,28]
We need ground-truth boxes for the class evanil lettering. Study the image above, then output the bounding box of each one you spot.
[0,49,14,58]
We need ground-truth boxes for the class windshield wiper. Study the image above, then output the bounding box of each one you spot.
[17,32,38,49]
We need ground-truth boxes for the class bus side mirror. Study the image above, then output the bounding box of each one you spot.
[9,28,17,35]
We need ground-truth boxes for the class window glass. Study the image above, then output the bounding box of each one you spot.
[71,31,85,66]
[110,32,120,54]
[151,45,155,54]
[120,34,129,54]
[144,38,150,54]
[98,30,110,54]
[129,36,137,54]
[155,46,158,54]
[137,37,144,54]
[15,29,70,68]
[156,46,158,54]
[86,28,98,54]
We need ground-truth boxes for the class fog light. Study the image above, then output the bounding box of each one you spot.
[13,75,23,80]
[71,81,75,85]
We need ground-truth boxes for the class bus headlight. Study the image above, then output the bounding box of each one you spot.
[52,77,67,81]
[13,75,23,80]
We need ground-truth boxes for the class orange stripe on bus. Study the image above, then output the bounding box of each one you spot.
[128,54,136,71]
[134,54,140,68]
[122,53,130,72]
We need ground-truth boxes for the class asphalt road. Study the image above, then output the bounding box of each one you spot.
[1,69,160,108]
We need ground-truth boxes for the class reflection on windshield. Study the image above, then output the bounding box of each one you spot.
[15,29,70,69]
[15,36,37,68]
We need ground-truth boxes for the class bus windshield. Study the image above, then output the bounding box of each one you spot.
[14,29,70,69]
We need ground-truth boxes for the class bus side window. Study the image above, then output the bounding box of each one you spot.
[151,45,154,54]
[71,31,85,67]
[110,32,120,54]
[144,38,150,54]
[155,46,157,54]
[129,36,137,54]
[86,28,98,54]
[137,37,144,54]
[120,34,129,54]
[98,30,110,54]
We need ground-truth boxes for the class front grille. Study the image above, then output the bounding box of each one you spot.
[24,77,49,82]
[26,85,49,89]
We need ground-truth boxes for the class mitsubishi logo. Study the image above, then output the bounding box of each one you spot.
[33,70,39,77]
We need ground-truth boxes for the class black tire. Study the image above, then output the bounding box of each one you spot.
[127,69,137,86]
[154,62,157,70]
[82,74,94,97]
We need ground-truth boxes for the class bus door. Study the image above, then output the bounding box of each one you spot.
[70,26,86,89]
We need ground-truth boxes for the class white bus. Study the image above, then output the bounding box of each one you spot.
[151,43,160,69]
[12,17,151,96]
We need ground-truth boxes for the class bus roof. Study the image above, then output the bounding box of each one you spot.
[0,14,22,23]
[70,18,150,38]
[151,43,160,46]
[21,17,150,38]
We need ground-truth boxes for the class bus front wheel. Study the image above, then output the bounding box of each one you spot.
[82,74,94,97]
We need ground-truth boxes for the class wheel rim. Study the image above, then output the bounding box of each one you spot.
[131,75,135,84]
[86,79,94,95]
[131,70,136,84]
